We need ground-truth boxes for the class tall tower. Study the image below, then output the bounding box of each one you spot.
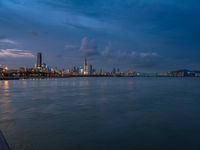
[83,58,89,75]
[37,52,42,68]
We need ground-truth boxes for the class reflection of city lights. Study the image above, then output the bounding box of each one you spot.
[1,80,10,97]
[1,80,12,113]
[2,80,9,91]
[128,80,134,90]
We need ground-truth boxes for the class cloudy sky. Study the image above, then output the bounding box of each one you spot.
[0,0,200,72]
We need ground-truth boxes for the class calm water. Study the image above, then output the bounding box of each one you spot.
[0,78,200,150]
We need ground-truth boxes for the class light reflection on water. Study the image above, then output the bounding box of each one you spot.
[2,80,10,93]
[0,78,200,150]
[0,81,13,114]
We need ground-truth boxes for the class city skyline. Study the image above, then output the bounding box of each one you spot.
[0,0,200,72]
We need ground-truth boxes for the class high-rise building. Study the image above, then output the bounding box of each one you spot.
[89,64,93,75]
[112,68,116,74]
[37,52,42,68]
[83,58,89,75]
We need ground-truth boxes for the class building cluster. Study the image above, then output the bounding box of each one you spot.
[1,52,199,79]
[158,70,200,77]
[67,58,137,77]
[0,52,137,79]
[67,58,94,76]
[0,53,63,79]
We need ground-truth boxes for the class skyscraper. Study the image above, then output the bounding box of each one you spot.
[89,64,93,75]
[113,68,116,74]
[37,52,42,68]
[83,58,89,75]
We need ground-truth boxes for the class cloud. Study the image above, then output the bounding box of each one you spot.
[80,37,99,57]
[117,51,160,68]
[0,39,17,44]
[79,39,160,69]
[138,52,158,57]
[130,52,160,67]
[0,49,34,58]
[0,0,199,70]
[101,42,113,56]
[100,43,160,69]
[1,0,109,31]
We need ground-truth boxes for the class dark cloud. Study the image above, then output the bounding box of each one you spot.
[0,0,199,71]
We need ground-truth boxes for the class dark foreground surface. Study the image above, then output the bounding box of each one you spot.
[0,131,11,150]
[0,78,200,150]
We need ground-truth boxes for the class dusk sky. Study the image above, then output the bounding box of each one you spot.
[0,0,200,72]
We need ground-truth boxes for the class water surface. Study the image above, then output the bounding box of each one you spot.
[0,78,200,150]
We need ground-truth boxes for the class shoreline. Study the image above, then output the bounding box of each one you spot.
[1,76,200,80]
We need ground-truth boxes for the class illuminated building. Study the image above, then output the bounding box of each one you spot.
[83,58,89,75]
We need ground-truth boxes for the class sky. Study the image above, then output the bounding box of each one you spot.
[0,0,200,72]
